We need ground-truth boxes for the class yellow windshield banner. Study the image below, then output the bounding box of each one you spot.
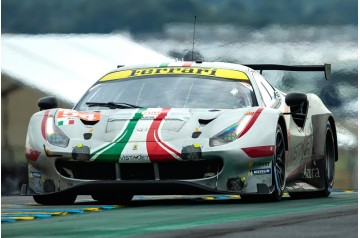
[100,67,249,81]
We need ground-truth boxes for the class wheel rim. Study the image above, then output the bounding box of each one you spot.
[275,128,286,191]
[325,128,335,189]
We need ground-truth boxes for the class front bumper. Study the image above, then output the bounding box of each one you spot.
[22,179,272,197]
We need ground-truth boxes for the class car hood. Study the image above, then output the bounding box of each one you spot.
[53,107,254,144]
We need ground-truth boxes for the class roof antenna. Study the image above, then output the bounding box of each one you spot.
[191,16,197,61]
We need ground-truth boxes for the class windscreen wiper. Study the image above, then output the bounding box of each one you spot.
[86,102,143,109]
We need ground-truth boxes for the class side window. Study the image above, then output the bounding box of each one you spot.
[253,72,276,107]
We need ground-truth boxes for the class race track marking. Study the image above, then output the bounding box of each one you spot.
[1,191,356,223]
[1,205,121,223]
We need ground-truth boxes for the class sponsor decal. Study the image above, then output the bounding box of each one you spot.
[142,111,161,117]
[249,168,271,176]
[302,164,320,179]
[136,128,148,132]
[100,67,249,81]
[57,109,100,126]
[119,155,149,161]
[248,160,271,169]
[30,171,42,178]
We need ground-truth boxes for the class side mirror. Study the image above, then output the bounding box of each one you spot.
[285,93,307,108]
[38,96,58,111]
[285,93,308,128]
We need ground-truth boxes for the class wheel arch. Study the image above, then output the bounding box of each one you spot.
[278,115,288,151]
[312,114,338,162]
[328,116,338,162]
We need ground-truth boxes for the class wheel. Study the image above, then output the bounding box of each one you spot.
[33,193,77,205]
[322,121,336,196]
[268,124,286,201]
[241,124,286,202]
[92,193,134,205]
[289,121,335,199]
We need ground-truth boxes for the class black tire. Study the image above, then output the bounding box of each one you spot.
[268,124,287,201]
[289,121,335,199]
[242,124,286,202]
[91,193,134,205]
[322,122,336,196]
[33,193,77,205]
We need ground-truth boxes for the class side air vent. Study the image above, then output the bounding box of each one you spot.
[198,118,215,125]
[80,119,99,125]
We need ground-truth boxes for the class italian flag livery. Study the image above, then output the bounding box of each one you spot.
[90,108,181,163]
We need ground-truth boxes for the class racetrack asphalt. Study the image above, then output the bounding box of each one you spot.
[1,192,358,238]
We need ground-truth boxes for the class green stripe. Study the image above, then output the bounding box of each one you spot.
[91,108,146,162]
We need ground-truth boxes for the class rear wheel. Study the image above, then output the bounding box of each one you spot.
[241,124,286,202]
[33,193,77,205]
[289,121,335,199]
[91,193,134,205]
[322,122,336,196]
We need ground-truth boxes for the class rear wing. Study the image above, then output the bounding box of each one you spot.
[244,64,331,80]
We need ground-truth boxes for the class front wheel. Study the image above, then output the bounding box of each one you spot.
[241,124,286,202]
[268,124,286,201]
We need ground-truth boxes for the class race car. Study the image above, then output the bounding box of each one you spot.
[22,61,337,204]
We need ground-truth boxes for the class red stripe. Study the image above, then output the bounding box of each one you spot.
[41,110,50,140]
[242,145,275,158]
[155,130,182,158]
[146,108,180,162]
[239,108,264,138]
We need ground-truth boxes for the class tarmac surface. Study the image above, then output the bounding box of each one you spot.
[1,192,358,238]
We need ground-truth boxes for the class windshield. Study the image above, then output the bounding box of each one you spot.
[75,75,255,110]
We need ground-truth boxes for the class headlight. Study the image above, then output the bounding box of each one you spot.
[46,115,69,147]
[209,110,260,147]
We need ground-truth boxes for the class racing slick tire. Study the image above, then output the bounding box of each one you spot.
[321,121,336,196]
[91,193,134,205]
[33,193,77,205]
[241,124,286,202]
[289,121,335,199]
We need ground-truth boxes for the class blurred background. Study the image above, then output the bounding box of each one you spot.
[1,0,357,194]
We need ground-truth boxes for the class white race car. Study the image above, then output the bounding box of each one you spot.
[22,61,337,204]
